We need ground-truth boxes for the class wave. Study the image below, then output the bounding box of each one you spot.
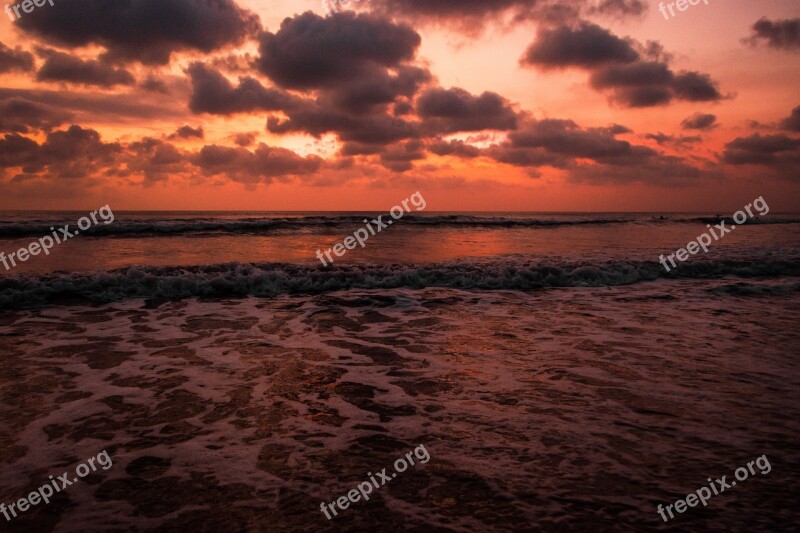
[0,215,636,239]
[2,214,798,239]
[2,257,799,309]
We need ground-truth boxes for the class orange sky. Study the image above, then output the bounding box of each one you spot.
[0,0,798,211]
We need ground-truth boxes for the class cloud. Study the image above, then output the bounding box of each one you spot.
[502,119,653,165]
[35,49,135,87]
[0,41,34,73]
[187,62,299,114]
[681,113,717,130]
[645,132,702,148]
[0,126,325,186]
[124,137,187,183]
[233,132,257,146]
[256,12,420,90]
[521,22,638,69]
[16,0,260,65]
[0,125,122,180]
[722,134,800,169]
[591,63,722,107]
[428,139,482,158]
[378,140,426,172]
[589,0,647,18]
[745,17,800,51]
[0,88,190,125]
[169,125,204,140]
[268,103,417,145]
[780,106,800,132]
[321,64,431,114]
[0,97,73,133]
[187,13,436,151]
[486,118,711,184]
[417,88,519,134]
[191,144,323,184]
[523,22,724,107]
[366,0,646,33]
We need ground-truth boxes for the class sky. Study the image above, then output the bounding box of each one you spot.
[0,0,798,212]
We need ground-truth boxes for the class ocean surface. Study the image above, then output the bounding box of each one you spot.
[0,211,798,531]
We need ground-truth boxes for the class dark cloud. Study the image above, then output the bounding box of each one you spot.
[503,119,653,165]
[681,113,717,130]
[378,140,425,172]
[0,134,40,169]
[188,63,299,114]
[723,134,800,167]
[141,75,170,93]
[0,88,189,123]
[0,41,34,73]
[340,142,384,156]
[590,63,721,107]
[0,125,122,180]
[485,118,711,184]
[0,97,73,133]
[322,65,431,114]
[672,71,722,102]
[257,12,420,90]
[268,104,417,145]
[568,155,709,185]
[745,18,800,51]
[589,0,647,17]
[780,106,800,132]
[169,125,204,140]
[191,144,323,184]
[124,137,187,183]
[523,23,724,107]
[521,23,638,69]
[0,126,324,185]
[645,132,702,148]
[233,132,257,146]
[193,13,437,150]
[35,49,135,87]
[428,139,482,158]
[417,88,518,134]
[367,0,645,32]
[16,0,260,65]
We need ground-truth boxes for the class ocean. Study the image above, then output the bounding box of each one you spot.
[0,211,798,531]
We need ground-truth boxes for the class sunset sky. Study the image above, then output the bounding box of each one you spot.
[0,0,798,211]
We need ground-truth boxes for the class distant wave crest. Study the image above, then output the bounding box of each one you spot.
[1,214,798,239]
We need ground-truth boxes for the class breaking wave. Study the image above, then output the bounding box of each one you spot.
[2,257,799,309]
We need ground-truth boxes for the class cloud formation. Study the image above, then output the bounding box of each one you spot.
[681,113,717,130]
[0,97,73,133]
[745,18,800,51]
[35,49,135,87]
[417,88,519,134]
[256,12,420,90]
[522,22,723,107]
[0,42,34,73]
[780,106,800,132]
[16,0,260,65]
